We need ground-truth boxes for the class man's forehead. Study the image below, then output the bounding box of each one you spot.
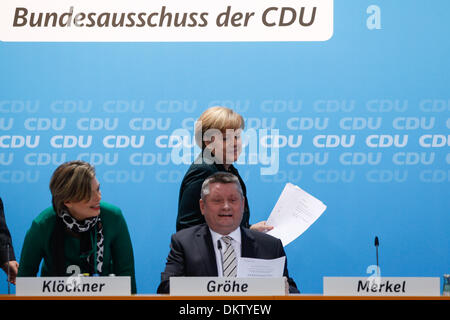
[209,182,239,193]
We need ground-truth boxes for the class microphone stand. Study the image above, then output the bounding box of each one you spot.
[376,247,379,273]
[217,240,224,277]
[375,236,380,277]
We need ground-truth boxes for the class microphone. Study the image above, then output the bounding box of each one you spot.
[217,240,224,277]
[374,236,380,276]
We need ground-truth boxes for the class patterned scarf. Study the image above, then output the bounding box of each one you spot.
[58,210,104,274]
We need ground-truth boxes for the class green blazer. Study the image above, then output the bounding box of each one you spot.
[18,201,136,293]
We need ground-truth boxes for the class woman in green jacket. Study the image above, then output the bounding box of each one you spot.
[18,160,136,293]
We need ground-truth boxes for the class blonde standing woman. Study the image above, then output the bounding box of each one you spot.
[176,106,273,233]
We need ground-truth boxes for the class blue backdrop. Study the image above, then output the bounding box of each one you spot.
[1,0,449,294]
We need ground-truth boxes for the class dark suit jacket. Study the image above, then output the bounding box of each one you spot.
[157,224,299,294]
[0,197,16,265]
[177,154,250,231]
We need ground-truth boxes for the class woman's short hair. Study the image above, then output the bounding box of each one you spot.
[200,172,243,200]
[49,160,96,213]
[194,106,245,149]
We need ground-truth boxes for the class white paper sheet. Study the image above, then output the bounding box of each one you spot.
[266,183,326,246]
[237,256,286,278]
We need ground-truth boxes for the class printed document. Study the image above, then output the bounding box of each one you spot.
[237,256,286,278]
[266,183,326,246]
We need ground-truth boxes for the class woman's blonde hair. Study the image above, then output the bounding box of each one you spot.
[194,106,245,149]
[49,160,96,213]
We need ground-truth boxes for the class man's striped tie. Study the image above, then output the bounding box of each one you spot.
[221,236,237,277]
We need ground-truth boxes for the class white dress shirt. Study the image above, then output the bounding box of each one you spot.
[209,227,242,277]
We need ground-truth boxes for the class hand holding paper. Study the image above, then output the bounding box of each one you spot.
[266,183,326,246]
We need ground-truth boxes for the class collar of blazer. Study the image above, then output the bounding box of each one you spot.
[195,152,237,173]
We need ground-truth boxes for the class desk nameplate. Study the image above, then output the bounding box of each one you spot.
[323,277,440,296]
[170,277,287,296]
[16,276,131,296]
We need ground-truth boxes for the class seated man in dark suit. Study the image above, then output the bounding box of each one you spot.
[157,172,299,294]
